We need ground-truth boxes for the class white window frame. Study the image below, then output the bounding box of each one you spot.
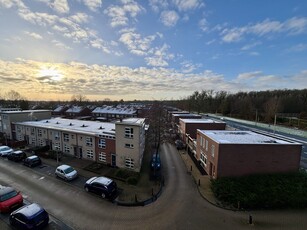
[63,133,69,142]
[200,151,207,167]
[98,139,106,149]
[211,144,215,157]
[64,144,70,153]
[86,149,94,159]
[125,127,134,139]
[38,129,42,137]
[99,152,106,163]
[86,137,93,147]
[54,142,61,151]
[205,140,208,151]
[125,143,134,149]
[125,158,134,169]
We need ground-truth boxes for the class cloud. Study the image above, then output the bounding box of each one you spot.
[104,0,144,27]
[172,0,204,11]
[180,60,202,73]
[199,18,208,32]
[237,71,262,81]
[119,29,157,56]
[24,31,43,39]
[221,17,307,43]
[241,41,261,50]
[69,12,89,23]
[160,10,179,27]
[149,0,168,13]
[286,43,307,52]
[51,0,69,14]
[82,0,102,12]
[145,43,174,67]
[51,40,72,50]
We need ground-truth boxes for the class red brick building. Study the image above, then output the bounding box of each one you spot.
[196,130,302,178]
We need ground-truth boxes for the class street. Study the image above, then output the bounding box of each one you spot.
[1,143,307,229]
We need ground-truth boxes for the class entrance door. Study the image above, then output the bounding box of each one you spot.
[79,147,83,159]
[111,154,116,167]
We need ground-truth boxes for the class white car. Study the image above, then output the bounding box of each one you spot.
[0,146,13,157]
[55,164,78,181]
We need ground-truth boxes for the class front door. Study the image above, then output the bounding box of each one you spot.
[111,154,116,167]
[79,147,83,159]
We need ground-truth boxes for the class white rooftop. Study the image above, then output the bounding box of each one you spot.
[173,113,201,117]
[180,118,224,124]
[200,130,298,144]
[92,106,136,115]
[2,110,51,114]
[15,118,116,137]
[116,118,145,126]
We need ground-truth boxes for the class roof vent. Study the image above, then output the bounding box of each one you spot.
[46,120,49,123]
[56,121,59,124]
[69,123,73,126]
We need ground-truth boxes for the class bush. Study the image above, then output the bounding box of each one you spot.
[126,176,138,185]
[211,171,307,209]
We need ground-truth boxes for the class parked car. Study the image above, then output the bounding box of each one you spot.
[0,185,23,213]
[23,155,41,168]
[175,139,186,150]
[55,164,78,181]
[7,150,27,162]
[150,153,161,171]
[84,176,117,199]
[0,146,13,157]
[9,203,49,229]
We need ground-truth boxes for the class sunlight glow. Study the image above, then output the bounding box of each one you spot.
[38,66,63,81]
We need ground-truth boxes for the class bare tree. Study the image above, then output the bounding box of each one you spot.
[71,94,88,105]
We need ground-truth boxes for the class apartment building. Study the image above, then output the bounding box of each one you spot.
[92,105,137,122]
[0,110,51,139]
[14,117,146,172]
[115,118,146,172]
[196,130,302,178]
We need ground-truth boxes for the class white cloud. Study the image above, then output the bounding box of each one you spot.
[180,60,202,73]
[221,17,307,43]
[160,10,179,27]
[149,0,168,13]
[287,43,307,52]
[145,43,174,67]
[172,0,204,11]
[52,39,72,50]
[82,0,102,12]
[51,0,69,14]
[69,13,89,24]
[237,71,262,81]
[90,38,111,54]
[199,18,208,32]
[24,31,43,39]
[104,0,144,27]
[241,41,261,50]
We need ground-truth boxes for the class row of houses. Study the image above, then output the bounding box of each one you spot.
[168,109,302,179]
[0,110,146,172]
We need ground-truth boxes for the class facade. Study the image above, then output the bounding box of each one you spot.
[14,117,146,172]
[65,106,92,118]
[0,110,51,139]
[115,118,146,172]
[196,130,302,178]
[172,113,202,125]
[179,118,226,141]
[52,105,69,116]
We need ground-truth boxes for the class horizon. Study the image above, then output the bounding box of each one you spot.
[1,0,307,101]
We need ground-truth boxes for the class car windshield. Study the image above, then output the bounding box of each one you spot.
[28,211,47,225]
[1,147,9,151]
[0,191,18,202]
[64,167,74,174]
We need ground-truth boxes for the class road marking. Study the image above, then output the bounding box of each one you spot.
[39,177,45,180]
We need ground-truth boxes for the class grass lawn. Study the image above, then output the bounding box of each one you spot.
[211,170,307,210]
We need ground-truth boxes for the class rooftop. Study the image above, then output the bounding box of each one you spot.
[116,118,145,126]
[14,118,116,138]
[1,110,51,114]
[92,105,136,115]
[180,118,224,124]
[199,130,299,144]
[173,113,201,117]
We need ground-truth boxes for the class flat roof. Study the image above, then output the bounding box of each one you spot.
[180,118,225,124]
[173,113,201,117]
[14,118,116,137]
[2,110,51,114]
[199,130,299,144]
[116,118,145,126]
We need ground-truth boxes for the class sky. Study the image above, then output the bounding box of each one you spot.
[0,0,307,101]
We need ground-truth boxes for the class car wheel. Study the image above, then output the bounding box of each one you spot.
[85,187,89,192]
[101,193,106,199]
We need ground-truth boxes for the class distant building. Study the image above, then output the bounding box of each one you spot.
[52,105,69,117]
[92,105,137,122]
[65,106,92,118]
[14,117,146,172]
[0,110,51,140]
[196,130,302,178]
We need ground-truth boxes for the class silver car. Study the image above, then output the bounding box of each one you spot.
[0,146,13,157]
[55,164,78,181]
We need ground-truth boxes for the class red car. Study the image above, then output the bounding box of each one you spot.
[0,185,23,213]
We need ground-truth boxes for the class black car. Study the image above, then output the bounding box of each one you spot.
[7,150,27,162]
[23,155,41,168]
[84,176,117,199]
[175,139,186,150]
[10,203,49,230]
[150,153,161,171]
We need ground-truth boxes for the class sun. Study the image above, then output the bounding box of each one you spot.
[38,66,63,81]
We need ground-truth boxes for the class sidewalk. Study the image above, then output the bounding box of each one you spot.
[178,149,221,207]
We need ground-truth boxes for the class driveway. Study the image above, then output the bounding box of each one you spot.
[1,143,307,229]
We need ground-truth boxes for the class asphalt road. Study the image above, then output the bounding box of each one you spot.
[1,143,307,229]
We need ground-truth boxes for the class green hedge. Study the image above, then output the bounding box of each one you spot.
[211,171,307,209]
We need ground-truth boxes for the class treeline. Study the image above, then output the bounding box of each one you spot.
[175,89,307,123]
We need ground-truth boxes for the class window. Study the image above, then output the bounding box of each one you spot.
[211,144,215,157]
[98,139,106,149]
[86,137,93,147]
[31,138,36,145]
[87,149,94,159]
[205,140,208,151]
[64,144,70,153]
[54,131,60,140]
[63,133,69,142]
[38,129,42,137]
[54,142,61,151]
[125,158,134,169]
[99,152,106,163]
[200,136,203,147]
[200,151,207,167]
[31,128,35,135]
[125,143,134,149]
[38,139,44,146]
[125,127,134,138]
